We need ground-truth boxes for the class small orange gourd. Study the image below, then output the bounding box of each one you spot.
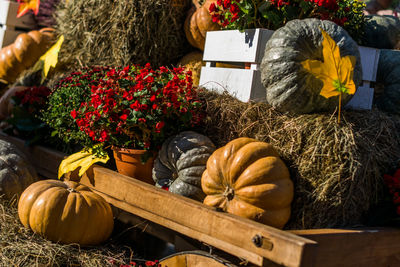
[184,0,220,50]
[201,138,293,229]
[0,28,55,84]
[18,180,114,245]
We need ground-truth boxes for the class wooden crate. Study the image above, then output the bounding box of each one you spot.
[2,133,400,267]
[200,29,380,110]
[199,29,274,102]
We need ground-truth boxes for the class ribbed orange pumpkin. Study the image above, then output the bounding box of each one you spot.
[18,180,114,245]
[201,138,293,229]
[0,28,55,84]
[184,0,220,50]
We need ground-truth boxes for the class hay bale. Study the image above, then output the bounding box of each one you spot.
[199,90,400,229]
[56,0,191,68]
[0,198,135,266]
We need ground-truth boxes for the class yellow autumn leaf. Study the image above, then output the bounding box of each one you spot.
[58,147,109,179]
[17,0,40,18]
[301,29,356,99]
[39,35,64,78]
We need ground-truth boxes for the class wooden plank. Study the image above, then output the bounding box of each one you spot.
[203,29,274,63]
[199,67,265,102]
[71,166,317,267]
[291,228,400,267]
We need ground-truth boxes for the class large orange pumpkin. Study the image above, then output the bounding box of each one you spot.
[201,138,293,229]
[0,28,55,84]
[184,0,220,50]
[18,180,114,245]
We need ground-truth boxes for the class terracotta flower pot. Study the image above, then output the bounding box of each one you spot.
[112,147,154,185]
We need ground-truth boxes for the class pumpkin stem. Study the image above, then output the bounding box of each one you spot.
[67,187,77,193]
[223,187,235,201]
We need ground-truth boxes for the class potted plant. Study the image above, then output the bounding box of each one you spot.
[59,64,203,184]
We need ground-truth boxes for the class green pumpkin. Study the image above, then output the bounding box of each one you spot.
[152,131,215,201]
[0,139,38,199]
[362,15,400,49]
[375,49,400,114]
[260,18,362,114]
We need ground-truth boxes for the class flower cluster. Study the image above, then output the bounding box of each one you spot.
[209,0,365,42]
[43,67,110,148]
[6,86,51,144]
[71,64,203,153]
[13,86,51,114]
[383,169,400,215]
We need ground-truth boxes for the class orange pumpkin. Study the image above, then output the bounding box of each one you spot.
[18,180,114,245]
[0,28,55,84]
[178,51,204,87]
[184,0,220,50]
[201,138,293,229]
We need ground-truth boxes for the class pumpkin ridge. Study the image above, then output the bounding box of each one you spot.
[79,190,113,245]
[75,191,97,244]
[18,181,56,228]
[233,157,289,190]
[235,180,293,209]
[228,142,279,184]
[34,187,69,241]
[58,192,80,243]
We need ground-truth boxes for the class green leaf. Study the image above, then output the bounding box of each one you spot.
[299,1,312,12]
[258,1,271,16]
[237,1,251,15]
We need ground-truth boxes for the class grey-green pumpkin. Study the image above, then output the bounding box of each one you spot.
[0,139,38,199]
[261,18,362,114]
[152,131,215,201]
[375,49,400,114]
[362,15,400,49]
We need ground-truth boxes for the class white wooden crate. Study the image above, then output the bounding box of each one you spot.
[0,0,35,30]
[200,29,380,110]
[345,46,380,110]
[0,28,24,47]
[199,29,274,102]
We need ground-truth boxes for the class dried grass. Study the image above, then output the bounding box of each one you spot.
[199,90,400,229]
[55,0,191,69]
[0,197,135,266]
